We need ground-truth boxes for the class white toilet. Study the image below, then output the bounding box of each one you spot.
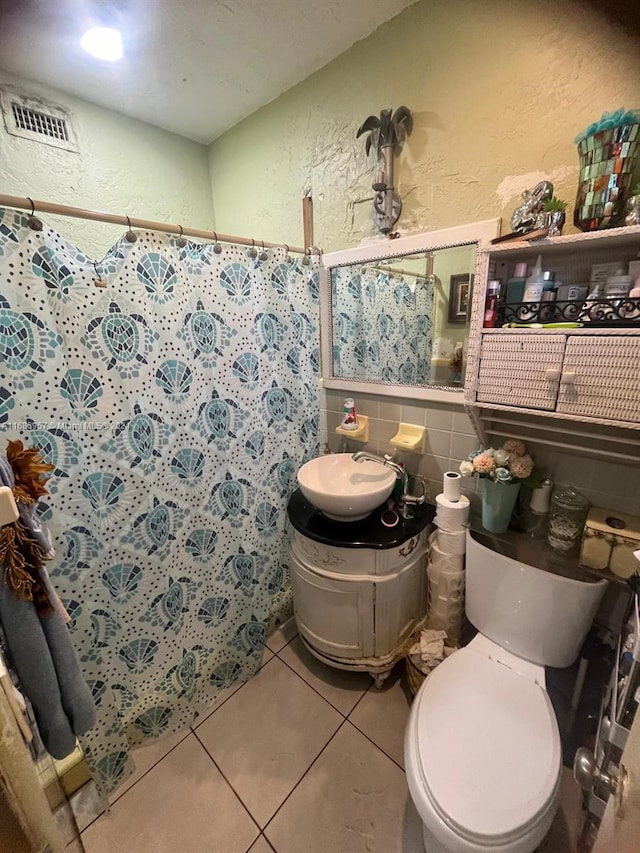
[405,531,608,853]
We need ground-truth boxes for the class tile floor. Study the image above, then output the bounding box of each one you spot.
[70,621,583,853]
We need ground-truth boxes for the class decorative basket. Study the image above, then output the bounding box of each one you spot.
[405,654,429,697]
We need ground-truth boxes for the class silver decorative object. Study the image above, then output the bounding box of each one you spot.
[357,107,413,235]
[625,195,640,226]
[545,210,566,237]
[510,181,553,233]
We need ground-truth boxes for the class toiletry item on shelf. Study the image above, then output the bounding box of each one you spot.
[547,487,590,552]
[340,398,358,430]
[582,281,605,322]
[526,478,552,539]
[590,262,622,292]
[523,255,545,301]
[557,284,589,303]
[605,269,632,297]
[483,280,501,328]
[580,508,640,578]
[505,262,528,303]
[540,273,557,321]
[623,283,640,320]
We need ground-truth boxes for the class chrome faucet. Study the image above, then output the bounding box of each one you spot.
[352,451,425,519]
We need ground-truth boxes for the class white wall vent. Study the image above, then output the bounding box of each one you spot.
[0,88,78,152]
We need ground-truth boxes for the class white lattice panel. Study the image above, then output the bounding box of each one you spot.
[476,334,566,410]
[557,336,640,423]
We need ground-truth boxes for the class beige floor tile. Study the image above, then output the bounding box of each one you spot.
[265,722,423,853]
[69,782,105,833]
[278,636,370,715]
[348,668,412,768]
[538,766,583,853]
[196,656,342,827]
[192,678,248,729]
[109,728,189,802]
[265,617,298,653]
[66,839,85,852]
[247,836,275,853]
[81,734,258,853]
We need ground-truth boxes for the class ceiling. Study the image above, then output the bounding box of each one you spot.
[0,0,417,144]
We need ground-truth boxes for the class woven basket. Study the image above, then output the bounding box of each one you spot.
[405,655,430,697]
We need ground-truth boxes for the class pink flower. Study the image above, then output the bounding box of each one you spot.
[509,454,534,479]
[473,453,496,474]
[503,439,526,456]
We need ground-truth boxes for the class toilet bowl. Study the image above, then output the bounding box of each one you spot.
[405,531,608,853]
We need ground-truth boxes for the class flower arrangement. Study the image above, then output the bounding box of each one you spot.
[459,439,535,485]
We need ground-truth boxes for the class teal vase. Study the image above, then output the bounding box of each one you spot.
[481,479,521,533]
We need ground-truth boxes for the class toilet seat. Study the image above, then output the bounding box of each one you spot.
[406,641,561,848]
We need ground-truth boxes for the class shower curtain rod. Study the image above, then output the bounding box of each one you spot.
[0,193,312,256]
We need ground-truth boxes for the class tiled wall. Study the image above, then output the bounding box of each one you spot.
[320,389,640,517]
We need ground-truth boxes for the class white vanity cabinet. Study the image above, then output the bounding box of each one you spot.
[287,493,432,686]
[466,226,640,460]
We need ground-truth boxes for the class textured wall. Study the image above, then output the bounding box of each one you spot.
[0,70,214,259]
[207,0,640,251]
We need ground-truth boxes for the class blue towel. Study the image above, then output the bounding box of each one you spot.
[0,453,95,758]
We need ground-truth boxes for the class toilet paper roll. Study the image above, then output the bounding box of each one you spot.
[434,493,470,532]
[436,528,467,556]
[442,471,462,503]
[429,540,465,573]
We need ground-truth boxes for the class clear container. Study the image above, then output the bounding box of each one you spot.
[547,487,590,552]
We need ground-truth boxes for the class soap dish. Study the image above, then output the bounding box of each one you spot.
[335,415,369,442]
[390,422,426,454]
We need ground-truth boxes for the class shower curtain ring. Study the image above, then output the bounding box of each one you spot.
[26,197,43,231]
[302,247,311,266]
[283,244,291,263]
[248,238,258,260]
[176,224,187,248]
[125,215,137,243]
[92,260,107,288]
[259,239,268,262]
[212,231,222,254]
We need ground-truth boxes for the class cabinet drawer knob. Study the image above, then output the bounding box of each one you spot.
[560,371,576,385]
[544,369,561,382]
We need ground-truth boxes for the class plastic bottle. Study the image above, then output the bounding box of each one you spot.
[340,398,358,430]
[505,262,528,304]
[483,280,501,328]
[523,254,545,302]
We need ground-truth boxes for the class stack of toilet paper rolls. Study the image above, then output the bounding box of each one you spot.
[427,471,470,645]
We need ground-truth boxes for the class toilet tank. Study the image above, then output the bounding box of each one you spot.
[465,531,608,668]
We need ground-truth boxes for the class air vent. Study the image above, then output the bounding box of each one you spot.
[0,88,78,152]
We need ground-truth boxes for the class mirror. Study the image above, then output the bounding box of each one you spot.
[320,220,500,402]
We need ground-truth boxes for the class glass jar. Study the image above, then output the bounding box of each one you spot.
[547,487,590,552]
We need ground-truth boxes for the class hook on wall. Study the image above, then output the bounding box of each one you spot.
[125,216,137,243]
[212,231,222,254]
[26,197,43,232]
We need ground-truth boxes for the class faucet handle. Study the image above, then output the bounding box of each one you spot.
[403,477,427,506]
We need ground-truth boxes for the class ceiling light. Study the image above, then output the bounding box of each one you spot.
[80,27,123,62]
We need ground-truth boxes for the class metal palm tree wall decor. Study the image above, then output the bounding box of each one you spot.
[357,106,413,234]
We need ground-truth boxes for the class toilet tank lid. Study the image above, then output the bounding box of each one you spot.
[411,647,560,843]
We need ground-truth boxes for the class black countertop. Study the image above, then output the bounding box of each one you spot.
[287,489,435,549]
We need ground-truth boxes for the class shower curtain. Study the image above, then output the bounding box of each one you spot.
[331,266,433,384]
[0,208,319,794]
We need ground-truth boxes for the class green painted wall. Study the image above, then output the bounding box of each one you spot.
[207,0,640,251]
[0,70,213,258]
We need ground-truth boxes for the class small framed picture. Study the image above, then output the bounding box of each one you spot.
[448,273,472,324]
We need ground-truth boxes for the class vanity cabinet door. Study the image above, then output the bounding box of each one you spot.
[373,552,427,656]
[556,336,640,423]
[476,334,566,410]
[289,555,375,659]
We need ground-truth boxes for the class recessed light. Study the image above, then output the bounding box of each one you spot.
[80,27,123,62]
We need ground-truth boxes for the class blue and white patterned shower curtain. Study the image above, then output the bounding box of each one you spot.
[332,266,433,384]
[0,209,319,794]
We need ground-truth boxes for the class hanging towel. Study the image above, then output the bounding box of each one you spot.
[0,442,95,758]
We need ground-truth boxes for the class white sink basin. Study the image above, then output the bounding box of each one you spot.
[297,453,397,521]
